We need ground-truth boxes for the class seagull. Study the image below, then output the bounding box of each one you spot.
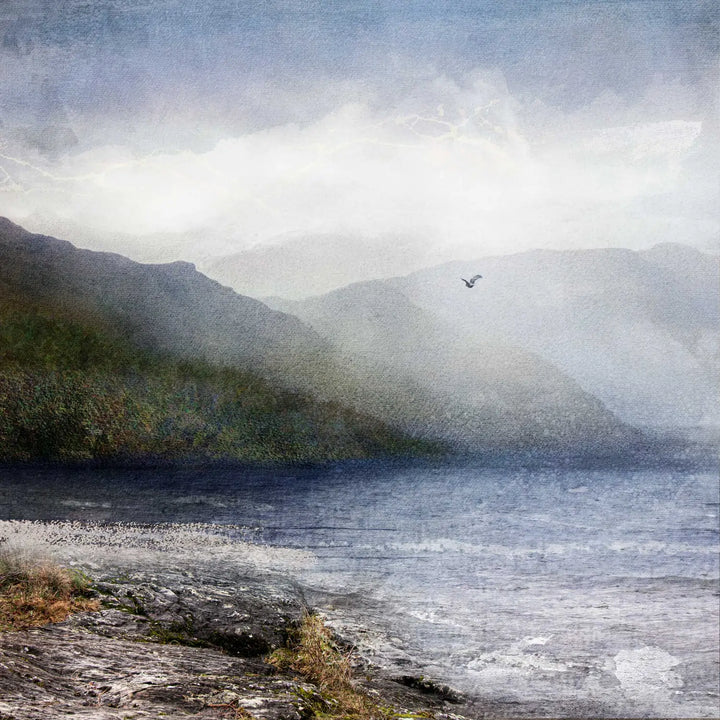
[461,274,482,288]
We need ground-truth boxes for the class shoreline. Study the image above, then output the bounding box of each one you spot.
[0,519,472,720]
[1,465,717,719]
[0,434,716,476]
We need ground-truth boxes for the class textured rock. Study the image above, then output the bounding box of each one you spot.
[0,619,305,719]
[0,573,471,720]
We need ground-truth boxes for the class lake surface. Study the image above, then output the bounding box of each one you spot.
[1,459,718,717]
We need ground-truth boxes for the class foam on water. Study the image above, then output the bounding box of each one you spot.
[0,519,315,576]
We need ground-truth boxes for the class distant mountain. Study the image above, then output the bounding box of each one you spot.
[388,244,718,432]
[200,232,441,300]
[15,215,215,266]
[269,281,635,452]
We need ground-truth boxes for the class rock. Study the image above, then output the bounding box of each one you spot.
[0,620,303,719]
[0,572,473,720]
[395,675,465,704]
[88,578,297,655]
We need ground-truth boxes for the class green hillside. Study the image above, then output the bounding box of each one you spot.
[0,304,437,463]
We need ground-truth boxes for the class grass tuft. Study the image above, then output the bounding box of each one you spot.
[268,612,405,720]
[0,546,99,631]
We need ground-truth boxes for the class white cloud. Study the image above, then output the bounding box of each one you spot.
[585,121,702,161]
[1,72,716,261]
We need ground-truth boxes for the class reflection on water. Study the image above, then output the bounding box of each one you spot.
[0,460,718,717]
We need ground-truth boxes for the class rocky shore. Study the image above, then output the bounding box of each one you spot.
[0,521,470,720]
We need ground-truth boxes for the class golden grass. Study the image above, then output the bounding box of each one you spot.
[206,701,255,719]
[0,547,99,631]
[268,612,407,720]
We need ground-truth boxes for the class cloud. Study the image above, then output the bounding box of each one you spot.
[0,70,716,261]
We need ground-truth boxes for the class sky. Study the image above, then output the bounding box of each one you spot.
[0,0,718,269]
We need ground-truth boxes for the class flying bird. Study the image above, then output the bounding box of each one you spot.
[461,274,482,288]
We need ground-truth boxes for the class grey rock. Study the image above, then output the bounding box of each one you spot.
[0,573,473,720]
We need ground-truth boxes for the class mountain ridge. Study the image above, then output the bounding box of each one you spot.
[0,218,438,462]
[268,280,635,453]
[389,244,719,431]
[0,217,330,376]
[268,242,718,438]
[0,218,644,457]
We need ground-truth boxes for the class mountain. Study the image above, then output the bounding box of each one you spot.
[0,217,328,375]
[0,218,643,456]
[387,245,718,432]
[200,232,442,300]
[268,281,635,452]
[0,218,435,462]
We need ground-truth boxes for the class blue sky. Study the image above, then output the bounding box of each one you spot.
[3,1,716,134]
[0,0,717,263]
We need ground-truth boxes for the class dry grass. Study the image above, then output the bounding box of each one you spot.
[206,701,255,719]
[0,547,99,631]
[268,612,400,720]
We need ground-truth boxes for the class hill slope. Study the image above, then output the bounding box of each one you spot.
[390,245,718,431]
[0,218,328,376]
[0,218,640,455]
[0,219,435,462]
[269,281,635,452]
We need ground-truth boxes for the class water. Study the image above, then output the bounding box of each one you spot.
[1,459,718,717]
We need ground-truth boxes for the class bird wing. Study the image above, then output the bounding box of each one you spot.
[470,274,482,282]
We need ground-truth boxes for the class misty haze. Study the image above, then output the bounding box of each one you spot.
[0,1,718,719]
